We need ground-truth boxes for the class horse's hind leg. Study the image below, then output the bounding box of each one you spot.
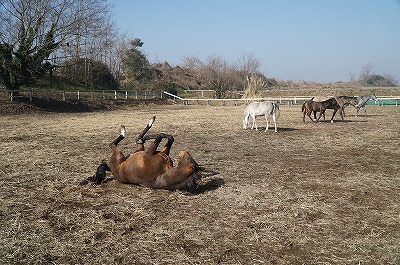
[264,114,269,131]
[109,126,127,173]
[272,113,278,132]
[306,110,314,122]
[109,125,126,148]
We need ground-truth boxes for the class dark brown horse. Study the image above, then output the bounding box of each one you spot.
[302,97,338,122]
[302,96,356,123]
[81,117,202,192]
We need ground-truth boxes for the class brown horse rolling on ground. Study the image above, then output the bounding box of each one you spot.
[81,117,202,192]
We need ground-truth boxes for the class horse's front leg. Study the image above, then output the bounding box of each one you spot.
[142,133,174,155]
[339,108,345,121]
[330,109,338,123]
[363,106,368,117]
[159,133,174,156]
[251,115,258,130]
[316,111,325,122]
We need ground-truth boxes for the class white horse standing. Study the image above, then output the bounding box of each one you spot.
[243,101,280,132]
[355,94,378,116]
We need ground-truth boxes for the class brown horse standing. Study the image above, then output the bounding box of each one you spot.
[302,97,338,122]
[302,96,356,123]
[81,117,202,192]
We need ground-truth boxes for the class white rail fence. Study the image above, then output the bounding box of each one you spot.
[0,89,163,102]
[1,89,399,106]
[163,91,400,106]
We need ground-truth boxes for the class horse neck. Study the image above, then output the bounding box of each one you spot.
[360,94,373,104]
[323,98,335,107]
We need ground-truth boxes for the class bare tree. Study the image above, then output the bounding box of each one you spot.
[383,73,398,86]
[181,55,203,69]
[349,72,355,82]
[359,63,374,80]
[236,52,261,75]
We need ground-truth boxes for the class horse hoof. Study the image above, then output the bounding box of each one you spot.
[120,125,126,137]
[148,116,156,127]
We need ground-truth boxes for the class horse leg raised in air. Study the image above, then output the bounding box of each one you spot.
[243,101,279,132]
[82,116,202,193]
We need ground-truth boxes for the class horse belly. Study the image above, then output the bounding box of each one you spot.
[119,153,170,187]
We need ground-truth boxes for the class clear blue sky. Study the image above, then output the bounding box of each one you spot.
[109,0,400,82]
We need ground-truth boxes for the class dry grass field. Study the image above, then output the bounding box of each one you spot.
[0,102,399,264]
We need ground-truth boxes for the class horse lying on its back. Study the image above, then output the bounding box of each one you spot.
[81,117,203,193]
[243,101,280,132]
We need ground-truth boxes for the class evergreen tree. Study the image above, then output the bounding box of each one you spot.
[0,26,58,90]
[121,39,153,87]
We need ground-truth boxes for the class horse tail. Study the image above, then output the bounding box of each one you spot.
[79,161,110,186]
[301,101,306,113]
[272,102,280,119]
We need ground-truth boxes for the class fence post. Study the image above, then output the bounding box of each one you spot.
[10,91,13,101]
[62,91,65,101]
[125,91,128,99]
[30,89,33,102]
[103,91,105,100]
[77,91,80,100]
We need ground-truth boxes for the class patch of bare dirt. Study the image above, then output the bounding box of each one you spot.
[0,104,399,264]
